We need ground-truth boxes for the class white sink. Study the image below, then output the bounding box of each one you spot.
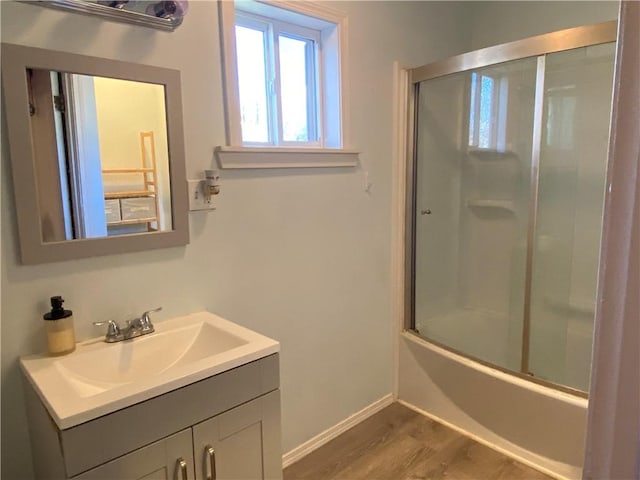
[55,322,248,396]
[21,312,279,429]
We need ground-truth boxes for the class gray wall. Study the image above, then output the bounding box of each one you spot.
[469,1,619,49]
[0,1,471,478]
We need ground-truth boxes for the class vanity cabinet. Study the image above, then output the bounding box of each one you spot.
[192,392,282,480]
[24,354,282,480]
[73,429,194,480]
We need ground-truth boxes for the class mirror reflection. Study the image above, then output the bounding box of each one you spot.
[28,69,172,242]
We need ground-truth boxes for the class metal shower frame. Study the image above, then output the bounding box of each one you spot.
[404,21,618,397]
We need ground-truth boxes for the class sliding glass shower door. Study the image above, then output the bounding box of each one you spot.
[413,58,538,372]
[528,43,616,391]
[408,26,616,393]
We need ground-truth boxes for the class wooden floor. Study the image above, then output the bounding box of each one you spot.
[284,403,552,480]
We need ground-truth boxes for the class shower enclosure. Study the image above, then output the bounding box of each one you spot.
[406,22,616,396]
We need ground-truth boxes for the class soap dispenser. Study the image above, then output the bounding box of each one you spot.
[43,296,76,356]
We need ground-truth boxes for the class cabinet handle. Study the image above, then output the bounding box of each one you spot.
[205,445,216,480]
[177,457,188,480]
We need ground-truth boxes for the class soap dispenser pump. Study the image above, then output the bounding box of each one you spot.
[43,296,76,356]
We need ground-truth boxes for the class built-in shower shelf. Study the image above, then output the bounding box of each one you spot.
[466,148,520,162]
[466,199,516,214]
[545,296,595,317]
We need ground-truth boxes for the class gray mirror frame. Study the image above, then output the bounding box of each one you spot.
[1,43,189,264]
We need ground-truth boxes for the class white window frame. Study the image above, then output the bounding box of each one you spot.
[217,0,359,168]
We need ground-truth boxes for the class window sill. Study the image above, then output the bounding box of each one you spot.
[215,146,359,169]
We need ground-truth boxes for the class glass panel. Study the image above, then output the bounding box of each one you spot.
[30,70,171,241]
[235,25,269,143]
[478,75,495,148]
[413,58,538,371]
[468,73,477,145]
[528,43,615,391]
[279,35,312,142]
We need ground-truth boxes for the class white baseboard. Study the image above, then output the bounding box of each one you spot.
[282,394,394,468]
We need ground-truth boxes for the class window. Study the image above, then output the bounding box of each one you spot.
[217,1,358,168]
[468,72,508,151]
[235,13,320,145]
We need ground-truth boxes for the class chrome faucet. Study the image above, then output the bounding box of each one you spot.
[93,307,161,343]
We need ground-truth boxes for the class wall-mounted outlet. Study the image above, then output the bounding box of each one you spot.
[188,179,216,211]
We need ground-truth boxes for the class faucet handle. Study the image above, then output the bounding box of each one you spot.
[139,307,161,332]
[93,320,121,340]
[142,306,162,317]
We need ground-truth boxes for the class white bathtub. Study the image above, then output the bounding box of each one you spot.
[397,331,588,479]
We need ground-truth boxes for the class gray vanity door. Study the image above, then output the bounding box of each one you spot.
[192,390,283,480]
[73,429,194,480]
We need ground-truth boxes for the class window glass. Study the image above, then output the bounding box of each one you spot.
[478,75,495,148]
[279,35,313,142]
[235,25,269,143]
[469,73,477,146]
[469,71,508,150]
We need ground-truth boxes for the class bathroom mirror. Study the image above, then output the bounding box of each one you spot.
[1,44,189,264]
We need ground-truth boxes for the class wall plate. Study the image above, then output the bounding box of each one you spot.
[187,180,216,211]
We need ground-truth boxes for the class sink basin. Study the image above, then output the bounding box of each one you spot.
[21,312,279,429]
[55,322,248,397]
